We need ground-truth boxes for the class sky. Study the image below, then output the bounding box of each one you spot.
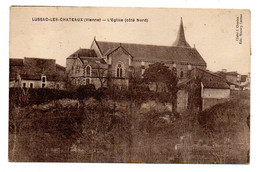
[9,7,251,74]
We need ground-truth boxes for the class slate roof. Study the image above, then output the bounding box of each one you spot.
[23,57,56,69]
[226,71,240,76]
[192,68,226,80]
[177,78,230,89]
[96,41,206,66]
[202,81,230,89]
[9,57,66,81]
[190,68,230,89]
[79,57,106,65]
[214,71,227,78]
[56,64,66,71]
[67,48,97,59]
[77,56,107,69]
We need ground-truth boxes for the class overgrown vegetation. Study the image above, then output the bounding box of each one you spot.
[9,89,249,163]
[9,63,249,163]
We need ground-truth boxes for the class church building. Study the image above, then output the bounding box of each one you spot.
[66,18,207,89]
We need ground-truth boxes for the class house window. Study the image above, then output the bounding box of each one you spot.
[41,75,46,88]
[129,58,132,66]
[76,78,80,85]
[42,76,46,82]
[188,64,192,70]
[116,64,123,78]
[22,82,26,88]
[141,68,145,78]
[29,83,34,88]
[85,66,91,76]
[86,78,90,85]
[180,71,184,78]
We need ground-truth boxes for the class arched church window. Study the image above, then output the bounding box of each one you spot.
[85,65,91,76]
[116,64,123,78]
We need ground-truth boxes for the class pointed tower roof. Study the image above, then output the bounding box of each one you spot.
[173,18,191,48]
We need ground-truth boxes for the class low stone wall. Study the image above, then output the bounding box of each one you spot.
[140,100,172,113]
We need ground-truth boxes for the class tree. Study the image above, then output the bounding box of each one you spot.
[164,67,179,112]
[92,64,109,89]
[186,72,204,111]
[143,62,178,112]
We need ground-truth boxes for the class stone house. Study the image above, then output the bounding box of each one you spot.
[66,18,207,89]
[215,69,242,90]
[177,68,230,112]
[9,57,67,89]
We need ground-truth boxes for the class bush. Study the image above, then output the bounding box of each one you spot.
[9,88,75,107]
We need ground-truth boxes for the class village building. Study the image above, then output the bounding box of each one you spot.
[66,18,207,89]
[215,69,243,90]
[177,68,230,112]
[9,57,67,90]
[240,72,250,90]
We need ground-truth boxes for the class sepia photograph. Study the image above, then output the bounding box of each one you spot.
[9,6,250,163]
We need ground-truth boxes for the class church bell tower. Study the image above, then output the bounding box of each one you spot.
[173,18,191,48]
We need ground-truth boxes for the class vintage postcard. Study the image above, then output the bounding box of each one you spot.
[9,6,250,163]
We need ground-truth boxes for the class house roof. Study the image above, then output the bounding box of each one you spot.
[202,81,230,89]
[226,71,240,76]
[79,57,106,65]
[177,78,230,89]
[96,41,206,66]
[192,67,226,80]
[23,57,56,71]
[10,58,24,66]
[214,71,227,78]
[226,81,240,87]
[9,57,66,82]
[67,48,97,59]
[190,68,230,89]
[56,64,66,71]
